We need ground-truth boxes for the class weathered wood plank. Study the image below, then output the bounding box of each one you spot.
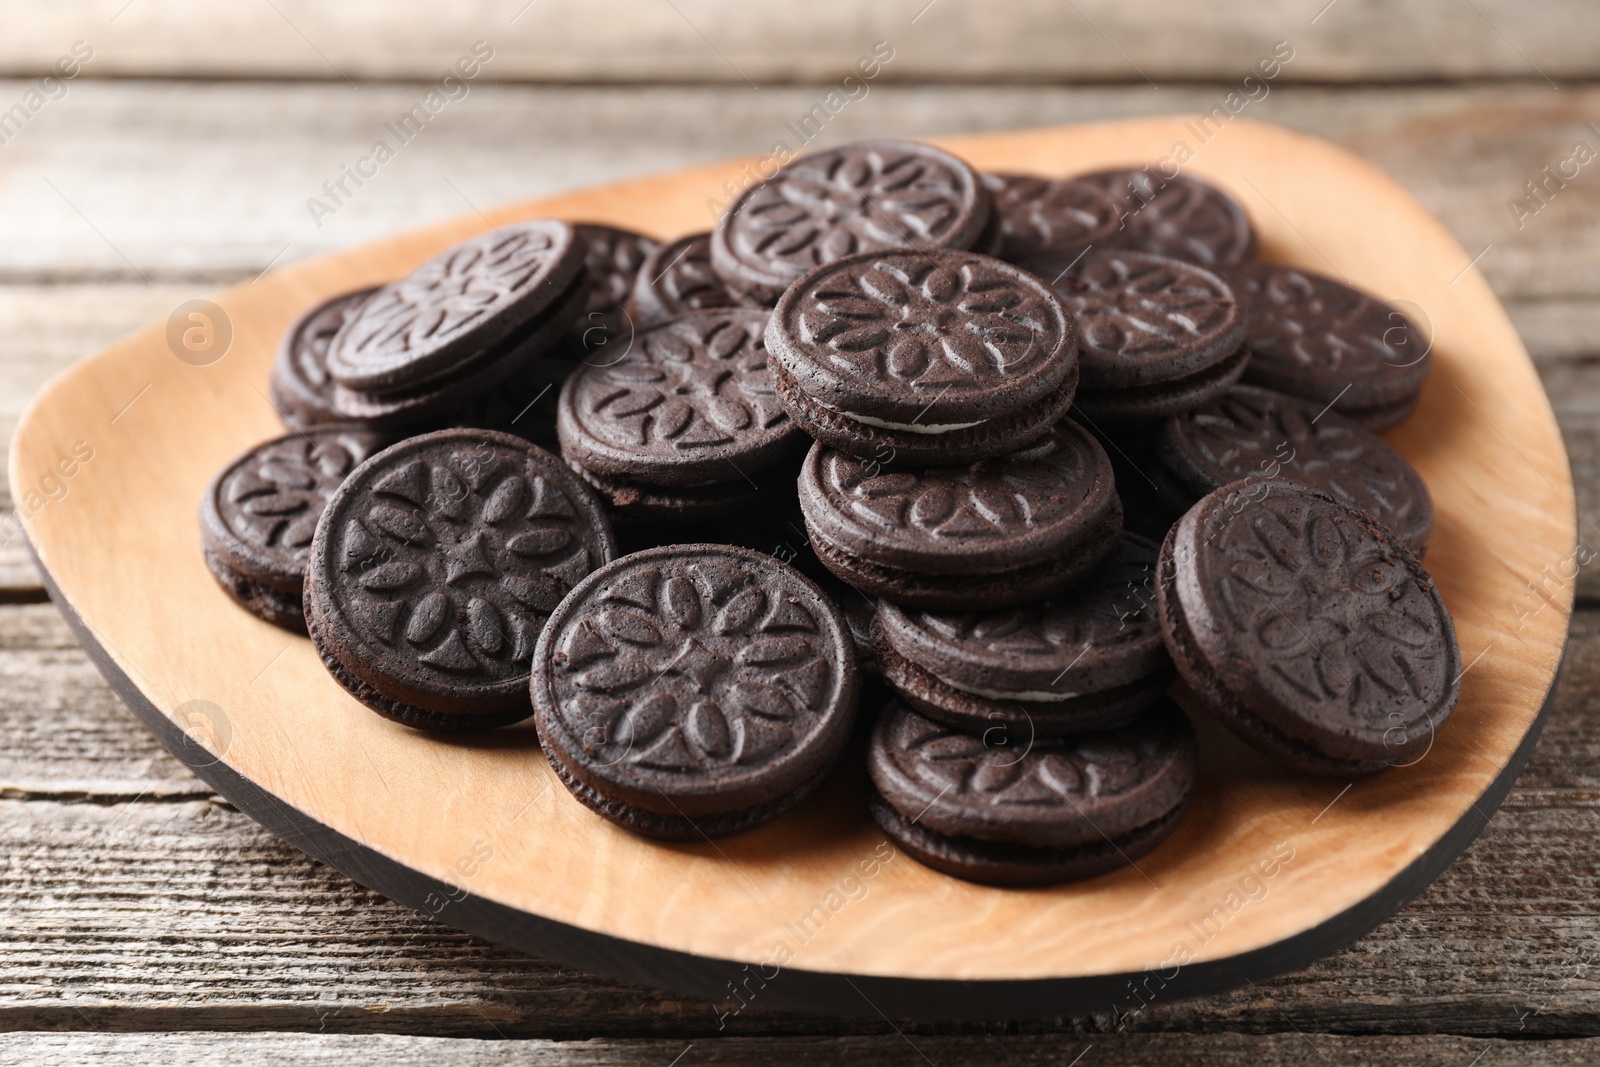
[2,0,1596,83]
[0,602,1594,1038]
[3,1031,1599,1067]
[0,81,1597,303]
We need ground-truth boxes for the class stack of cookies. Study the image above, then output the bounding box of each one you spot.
[200,137,1459,889]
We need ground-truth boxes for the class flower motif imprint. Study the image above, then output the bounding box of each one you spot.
[1062,251,1238,365]
[1206,492,1451,719]
[572,312,788,455]
[331,440,607,684]
[729,146,976,277]
[548,558,839,775]
[218,432,378,567]
[795,255,1063,393]
[1234,263,1420,377]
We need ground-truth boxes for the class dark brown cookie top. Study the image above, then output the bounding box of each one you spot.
[628,232,753,329]
[202,428,385,590]
[270,288,378,426]
[1158,385,1433,553]
[798,420,1117,575]
[532,544,858,814]
[1078,169,1256,268]
[568,223,658,354]
[1230,261,1430,408]
[1168,481,1458,761]
[326,221,585,395]
[557,308,798,487]
[982,173,1121,268]
[869,699,1196,848]
[876,533,1168,695]
[1054,249,1244,390]
[712,140,991,302]
[308,429,616,706]
[767,247,1076,425]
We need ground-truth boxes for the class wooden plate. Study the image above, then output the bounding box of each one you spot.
[12,117,1573,1020]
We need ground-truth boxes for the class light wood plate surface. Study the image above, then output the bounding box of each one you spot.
[11,116,1573,1019]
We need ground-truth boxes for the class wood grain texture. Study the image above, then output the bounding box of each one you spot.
[7,119,1573,1007]
[5,1032,1600,1067]
[0,1,1594,82]
[1,81,1597,304]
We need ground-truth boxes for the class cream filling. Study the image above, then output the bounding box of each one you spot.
[816,396,987,435]
[932,670,1081,703]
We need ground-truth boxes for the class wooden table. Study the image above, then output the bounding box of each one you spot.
[2,4,1598,1063]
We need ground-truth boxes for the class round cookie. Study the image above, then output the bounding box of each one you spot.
[532,544,859,839]
[1157,384,1434,554]
[628,232,756,329]
[331,278,585,429]
[558,308,801,488]
[1156,480,1460,776]
[201,428,386,632]
[766,247,1079,465]
[1051,249,1247,425]
[269,287,378,430]
[1229,261,1430,432]
[306,429,617,731]
[797,420,1123,610]
[567,223,658,360]
[981,173,1121,269]
[327,220,586,396]
[1077,168,1256,268]
[712,139,993,304]
[868,699,1197,886]
[873,533,1174,736]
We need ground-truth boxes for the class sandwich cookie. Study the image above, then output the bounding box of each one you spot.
[981,172,1121,270]
[566,223,658,361]
[1229,262,1430,431]
[306,428,617,731]
[327,221,587,423]
[1156,480,1460,776]
[1052,249,1247,424]
[269,287,379,431]
[868,699,1197,886]
[201,427,386,632]
[873,533,1174,737]
[533,544,859,839]
[558,307,804,521]
[712,139,994,305]
[628,232,757,329]
[1156,384,1434,554]
[1077,168,1256,268]
[767,247,1079,465]
[797,419,1123,610]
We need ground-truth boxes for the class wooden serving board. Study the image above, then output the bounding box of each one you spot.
[10,117,1573,1020]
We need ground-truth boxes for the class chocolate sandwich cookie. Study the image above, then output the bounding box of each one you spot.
[767,247,1079,465]
[201,427,385,632]
[1156,384,1434,554]
[328,220,585,395]
[566,223,658,360]
[533,544,859,839]
[1156,480,1460,776]
[868,699,1197,886]
[269,287,378,430]
[873,534,1173,737]
[306,428,616,731]
[1229,262,1430,431]
[712,139,994,305]
[558,307,803,519]
[628,232,755,329]
[797,420,1123,610]
[332,277,586,429]
[1053,249,1247,425]
[981,173,1120,269]
[1077,168,1256,268]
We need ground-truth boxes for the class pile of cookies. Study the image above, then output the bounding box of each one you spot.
[201,138,1461,887]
